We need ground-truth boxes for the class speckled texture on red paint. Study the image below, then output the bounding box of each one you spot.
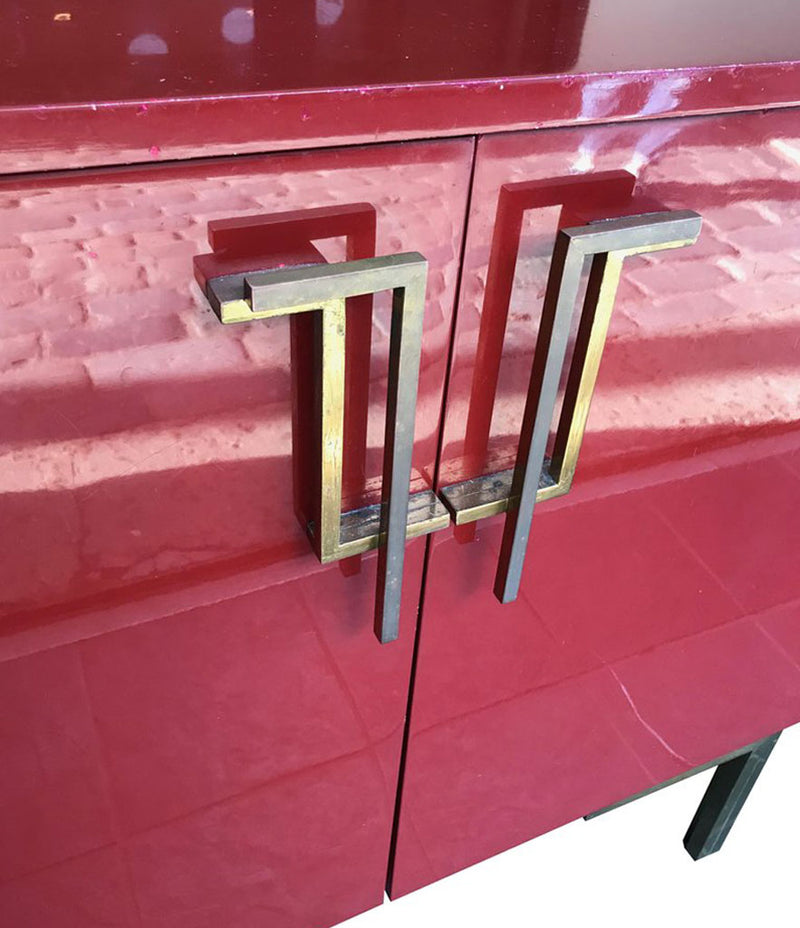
[0,1,798,172]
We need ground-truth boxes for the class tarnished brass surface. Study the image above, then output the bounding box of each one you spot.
[441,211,702,550]
[318,300,347,562]
[205,253,434,643]
[494,209,702,603]
[337,489,450,558]
[440,465,559,525]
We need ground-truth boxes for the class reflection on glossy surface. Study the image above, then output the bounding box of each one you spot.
[0,139,472,927]
[4,0,800,107]
[199,220,435,643]
[390,109,800,897]
[440,111,800,485]
[0,140,469,622]
[1,2,798,174]
[0,551,427,927]
[462,170,637,477]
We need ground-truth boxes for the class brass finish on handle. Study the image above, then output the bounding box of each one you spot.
[205,254,447,644]
[441,209,702,603]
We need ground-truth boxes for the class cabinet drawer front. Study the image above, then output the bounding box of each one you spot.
[0,139,472,927]
[391,109,800,896]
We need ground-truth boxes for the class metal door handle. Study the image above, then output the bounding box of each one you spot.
[441,208,702,604]
[198,230,448,643]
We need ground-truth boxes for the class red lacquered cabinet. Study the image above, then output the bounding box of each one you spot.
[1,3,800,928]
[0,141,473,926]
[390,109,800,895]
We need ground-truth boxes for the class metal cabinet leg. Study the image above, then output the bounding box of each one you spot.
[683,732,781,860]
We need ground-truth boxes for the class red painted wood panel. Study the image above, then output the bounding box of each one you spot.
[390,108,800,896]
[0,138,473,927]
[1,2,799,173]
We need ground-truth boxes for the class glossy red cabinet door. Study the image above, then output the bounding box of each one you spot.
[390,110,800,896]
[0,139,472,927]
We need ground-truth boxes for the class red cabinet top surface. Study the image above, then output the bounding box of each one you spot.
[1,0,799,172]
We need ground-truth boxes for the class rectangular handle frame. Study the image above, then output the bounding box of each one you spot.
[440,209,702,603]
[207,253,448,643]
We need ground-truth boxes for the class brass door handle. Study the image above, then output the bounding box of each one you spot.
[441,208,702,604]
[199,240,447,644]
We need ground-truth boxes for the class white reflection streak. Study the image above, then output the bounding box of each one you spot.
[770,138,800,168]
[222,7,255,44]
[573,74,690,174]
[127,33,169,56]
[574,76,626,171]
[316,0,344,26]
[624,75,690,173]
